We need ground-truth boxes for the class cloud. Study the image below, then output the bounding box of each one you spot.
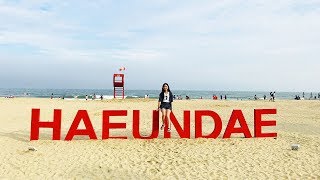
[0,0,320,90]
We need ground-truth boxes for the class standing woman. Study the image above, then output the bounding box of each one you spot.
[158,83,173,131]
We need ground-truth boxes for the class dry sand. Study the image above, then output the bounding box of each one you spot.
[0,98,319,179]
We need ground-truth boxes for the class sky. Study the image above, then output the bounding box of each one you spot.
[0,0,320,92]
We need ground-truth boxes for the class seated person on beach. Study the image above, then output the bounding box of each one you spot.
[157,83,173,131]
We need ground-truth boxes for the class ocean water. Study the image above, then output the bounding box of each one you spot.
[0,88,318,100]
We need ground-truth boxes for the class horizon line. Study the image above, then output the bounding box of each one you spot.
[0,87,318,93]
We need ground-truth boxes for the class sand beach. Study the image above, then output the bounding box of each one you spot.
[0,98,319,179]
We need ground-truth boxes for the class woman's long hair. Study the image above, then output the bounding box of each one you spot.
[162,83,171,93]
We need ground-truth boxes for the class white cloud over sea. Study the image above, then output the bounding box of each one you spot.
[0,0,320,91]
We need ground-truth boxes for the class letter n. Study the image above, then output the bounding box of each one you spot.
[164,111,191,138]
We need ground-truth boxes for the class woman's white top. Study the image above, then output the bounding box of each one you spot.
[163,92,170,103]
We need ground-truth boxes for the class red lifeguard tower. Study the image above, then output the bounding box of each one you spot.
[113,74,125,99]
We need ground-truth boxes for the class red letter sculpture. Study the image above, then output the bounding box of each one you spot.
[195,110,222,138]
[132,110,159,139]
[223,110,252,138]
[254,109,277,138]
[65,110,97,141]
[102,110,127,139]
[30,109,61,140]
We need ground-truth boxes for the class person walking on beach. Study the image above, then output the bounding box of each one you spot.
[85,95,88,101]
[157,83,173,131]
[51,93,53,99]
[269,92,273,101]
[264,95,266,100]
[224,95,227,100]
[269,91,276,102]
[100,94,103,100]
[273,91,276,101]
